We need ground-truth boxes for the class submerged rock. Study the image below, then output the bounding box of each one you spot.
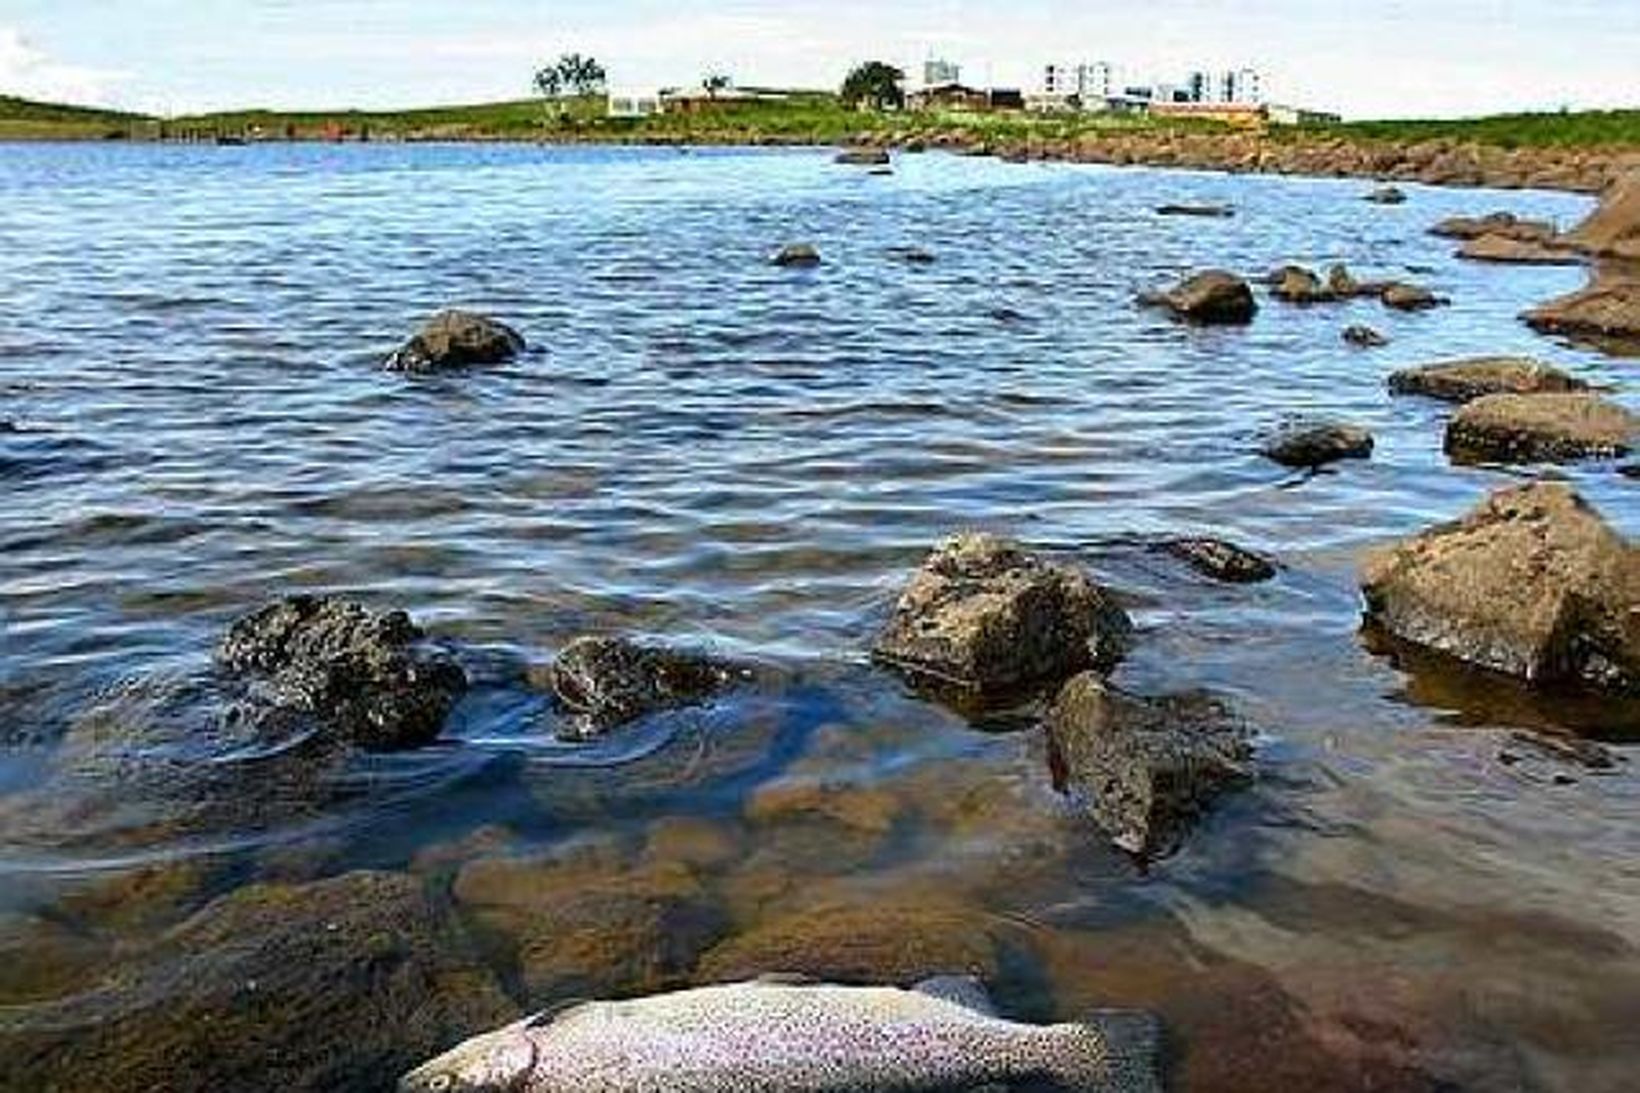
[873,532,1131,696]
[1342,324,1389,348]
[0,871,517,1093]
[1381,282,1448,312]
[1456,234,1582,265]
[1387,357,1588,403]
[216,595,467,750]
[1155,203,1234,218]
[1261,420,1374,469]
[1047,673,1252,858]
[835,147,890,166]
[1445,392,1637,464]
[1361,482,1640,694]
[1160,537,1277,584]
[1364,185,1407,205]
[886,245,936,264]
[384,309,525,373]
[771,242,822,268]
[548,635,747,738]
[1430,211,1556,242]
[1138,270,1257,325]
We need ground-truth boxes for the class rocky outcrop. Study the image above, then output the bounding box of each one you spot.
[771,243,822,267]
[1139,270,1257,325]
[1457,234,1582,265]
[1261,421,1374,468]
[873,532,1131,695]
[1342,324,1389,348]
[384,310,525,373]
[1430,212,1556,242]
[216,595,466,750]
[1445,392,1637,464]
[1361,482,1640,694]
[1047,673,1252,857]
[1387,357,1588,403]
[1155,203,1233,218]
[0,871,517,1093]
[1160,538,1277,584]
[1523,261,1640,345]
[548,635,747,738]
[1558,171,1640,261]
[1381,282,1448,311]
[1365,186,1407,205]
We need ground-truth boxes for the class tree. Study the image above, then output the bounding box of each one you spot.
[840,61,905,111]
[533,53,608,103]
[703,72,732,99]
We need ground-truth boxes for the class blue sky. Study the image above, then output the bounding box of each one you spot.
[1,1,1636,119]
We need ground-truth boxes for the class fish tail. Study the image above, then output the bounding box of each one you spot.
[1041,1010,1163,1092]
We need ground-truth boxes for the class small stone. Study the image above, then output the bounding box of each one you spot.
[1161,538,1277,583]
[887,246,936,264]
[834,147,890,166]
[1342,324,1389,348]
[549,636,746,738]
[1261,421,1374,468]
[1445,392,1636,464]
[771,243,822,267]
[1382,283,1448,311]
[1270,266,1336,304]
[1365,186,1407,205]
[1155,203,1234,218]
[384,310,525,373]
[1387,357,1588,403]
[1139,270,1258,325]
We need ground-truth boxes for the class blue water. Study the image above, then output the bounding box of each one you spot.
[1,142,1636,1091]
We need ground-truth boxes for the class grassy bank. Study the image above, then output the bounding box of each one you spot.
[4,91,1637,151]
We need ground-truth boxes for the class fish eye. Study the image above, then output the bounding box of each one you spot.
[428,1076,453,1092]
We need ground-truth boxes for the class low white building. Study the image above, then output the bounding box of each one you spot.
[1039,61,1118,112]
[607,89,664,118]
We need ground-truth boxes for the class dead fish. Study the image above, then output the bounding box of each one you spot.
[399,975,1159,1092]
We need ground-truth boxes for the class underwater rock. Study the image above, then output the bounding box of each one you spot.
[1387,357,1588,403]
[1160,538,1277,584]
[1445,392,1636,464]
[1156,203,1234,217]
[1139,270,1258,325]
[548,635,747,738]
[1361,482,1640,695]
[384,309,525,373]
[216,594,467,751]
[873,532,1131,696]
[1047,673,1252,858]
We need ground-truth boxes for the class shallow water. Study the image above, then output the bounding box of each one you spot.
[1,143,1638,1091]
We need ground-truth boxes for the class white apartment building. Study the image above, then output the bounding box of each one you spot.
[1040,61,1117,108]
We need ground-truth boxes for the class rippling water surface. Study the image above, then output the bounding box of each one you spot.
[2,143,1638,1091]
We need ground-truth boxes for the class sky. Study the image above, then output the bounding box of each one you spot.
[0,1,1636,120]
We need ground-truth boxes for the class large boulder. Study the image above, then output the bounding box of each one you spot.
[1046,673,1252,858]
[1523,261,1640,346]
[873,532,1131,695]
[1558,170,1640,261]
[384,310,525,373]
[1139,270,1258,325]
[0,872,517,1093]
[1361,483,1640,694]
[547,635,748,738]
[216,595,467,750]
[1444,392,1637,464]
[1261,420,1374,468]
[1429,211,1555,242]
[1387,357,1589,403]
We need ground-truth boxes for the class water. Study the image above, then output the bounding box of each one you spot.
[1,142,1637,1091]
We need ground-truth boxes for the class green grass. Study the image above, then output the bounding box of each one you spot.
[1312,109,1640,149]
[0,94,152,139]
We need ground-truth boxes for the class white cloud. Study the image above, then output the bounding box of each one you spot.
[0,25,127,106]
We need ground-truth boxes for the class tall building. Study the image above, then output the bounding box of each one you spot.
[1042,61,1117,104]
[924,57,961,86]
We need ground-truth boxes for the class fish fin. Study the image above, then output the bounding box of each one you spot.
[517,998,593,1030]
[1080,1008,1164,1093]
[751,972,819,986]
[912,975,998,1016]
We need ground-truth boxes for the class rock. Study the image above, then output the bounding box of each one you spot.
[867,166,895,177]
[1046,673,1252,858]
[216,595,466,750]
[1139,270,1258,325]
[1621,462,1640,480]
[1429,212,1556,241]
[1381,282,1448,311]
[548,635,747,738]
[1506,730,1619,772]
[1456,234,1583,265]
[0,872,517,1093]
[1558,170,1640,260]
[771,242,822,267]
[886,245,936,264]
[1342,324,1389,348]
[1361,482,1640,694]
[872,532,1131,696]
[1160,538,1277,583]
[835,147,890,166]
[1261,421,1375,468]
[1523,261,1640,346]
[1444,392,1637,464]
[1387,357,1589,403]
[453,850,726,1003]
[384,309,525,373]
[1270,266,1336,304]
[1364,185,1407,205]
[1156,203,1234,218]
[697,900,1004,984]
[1327,265,1396,299]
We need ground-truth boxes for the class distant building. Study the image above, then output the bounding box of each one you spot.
[658,86,789,114]
[906,82,990,112]
[1266,103,1341,126]
[606,89,664,118]
[923,58,962,86]
[1037,61,1118,112]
